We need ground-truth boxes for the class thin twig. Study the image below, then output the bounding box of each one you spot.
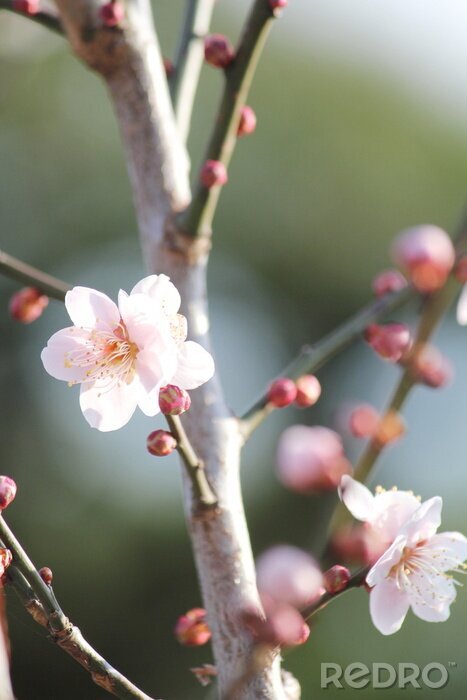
[2,524,159,700]
[0,249,70,301]
[178,0,279,238]
[165,414,218,511]
[301,566,370,620]
[0,1,63,34]
[170,0,216,143]
[240,285,414,441]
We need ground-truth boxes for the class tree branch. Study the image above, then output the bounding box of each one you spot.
[0,249,70,301]
[240,285,414,441]
[178,0,279,239]
[170,0,216,144]
[0,1,63,34]
[2,526,159,700]
[301,566,370,620]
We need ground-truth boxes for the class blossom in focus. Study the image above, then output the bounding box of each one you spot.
[41,275,215,431]
[366,497,467,634]
[277,425,352,493]
[256,545,323,608]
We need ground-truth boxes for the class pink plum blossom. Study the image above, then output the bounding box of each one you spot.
[366,497,467,634]
[41,275,215,431]
[256,545,323,608]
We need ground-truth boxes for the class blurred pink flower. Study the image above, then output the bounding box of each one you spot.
[256,545,323,608]
[392,225,455,293]
[41,275,214,431]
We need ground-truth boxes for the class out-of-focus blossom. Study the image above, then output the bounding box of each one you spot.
[372,269,407,298]
[364,323,411,363]
[240,596,309,648]
[392,225,455,293]
[174,608,211,646]
[409,345,453,388]
[256,545,323,608]
[267,377,297,408]
[9,287,48,324]
[294,375,321,408]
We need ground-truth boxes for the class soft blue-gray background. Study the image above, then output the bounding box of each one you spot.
[1,1,467,698]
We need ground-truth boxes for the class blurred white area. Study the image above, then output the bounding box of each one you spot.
[225,0,467,130]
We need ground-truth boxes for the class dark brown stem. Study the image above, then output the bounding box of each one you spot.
[0,249,70,302]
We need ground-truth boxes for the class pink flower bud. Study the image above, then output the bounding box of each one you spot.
[269,0,288,14]
[9,287,49,324]
[364,322,411,362]
[392,225,455,293]
[348,404,381,438]
[237,106,257,137]
[294,375,321,408]
[0,549,12,578]
[372,269,407,297]
[330,524,387,566]
[267,377,297,408]
[455,255,467,283]
[323,565,351,594]
[39,567,53,586]
[159,385,191,415]
[256,546,323,608]
[99,1,125,27]
[410,345,453,388]
[276,425,352,493]
[13,0,39,13]
[0,477,16,511]
[240,597,309,648]
[204,34,234,69]
[373,410,406,447]
[146,430,177,456]
[200,160,228,189]
[174,608,211,646]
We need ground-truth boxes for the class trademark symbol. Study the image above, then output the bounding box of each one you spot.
[448,662,457,668]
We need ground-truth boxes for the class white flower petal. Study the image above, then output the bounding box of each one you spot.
[369,579,410,635]
[402,496,442,546]
[130,274,181,316]
[171,341,215,390]
[338,476,375,522]
[367,535,407,586]
[423,532,467,572]
[65,287,120,330]
[41,327,92,382]
[456,284,467,325]
[372,490,422,542]
[136,348,165,393]
[410,573,456,623]
[137,384,163,417]
[79,381,139,431]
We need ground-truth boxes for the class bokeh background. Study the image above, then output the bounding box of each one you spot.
[1,1,467,698]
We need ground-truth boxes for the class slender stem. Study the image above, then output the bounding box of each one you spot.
[178,0,278,238]
[0,1,62,34]
[240,285,414,441]
[170,0,216,143]
[301,567,370,620]
[3,536,159,700]
[166,414,218,510]
[0,249,70,301]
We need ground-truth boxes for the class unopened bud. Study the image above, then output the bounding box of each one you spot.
[159,385,191,415]
[146,430,177,456]
[269,0,288,15]
[372,269,407,297]
[174,608,211,646]
[204,34,234,69]
[0,549,12,578]
[241,598,309,648]
[267,378,297,408]
[392,225,455,293]
[323,565,351,594]
[364,322,411,362]
[348,404,380,438]
[9,287,48,324]
[294,375,321,408]
[13,0,38,13]
[373,410,405,447]
[410,345,453,388]
[39,567,53,586]
[455,255,467,283]
[277,425,352,493]
[256,546,323,608]
[237,105,257,137]
[0,477,16,511]
[331,524,387,566]
[99,1,125,27]
[200,160,228,189]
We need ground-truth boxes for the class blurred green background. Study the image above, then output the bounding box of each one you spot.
[1,1,467,698]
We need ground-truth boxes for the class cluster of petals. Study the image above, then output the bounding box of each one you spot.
[41,275,215,431]
[339,476,467,634]
[277,425,352,493]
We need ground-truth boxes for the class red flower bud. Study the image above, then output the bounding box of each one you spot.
[146,430,177,456]
[267,378,297,408]
[294,375,321,408]
[99,1,125,27]
[204,34,234,69]
[174,608,211,646]
[372,269,407,298]
[9,287,49,324]
[159,385,191,416]
[269,0,288,15]
[200,160,228,189]
[13,0,38,13]
[323,565,351,594]
[364,323,411,362]
[0,477,16,511]
[392,225,455,293]
[39,567,53,586]
[348,404,380,438]
[237,106,257,137]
